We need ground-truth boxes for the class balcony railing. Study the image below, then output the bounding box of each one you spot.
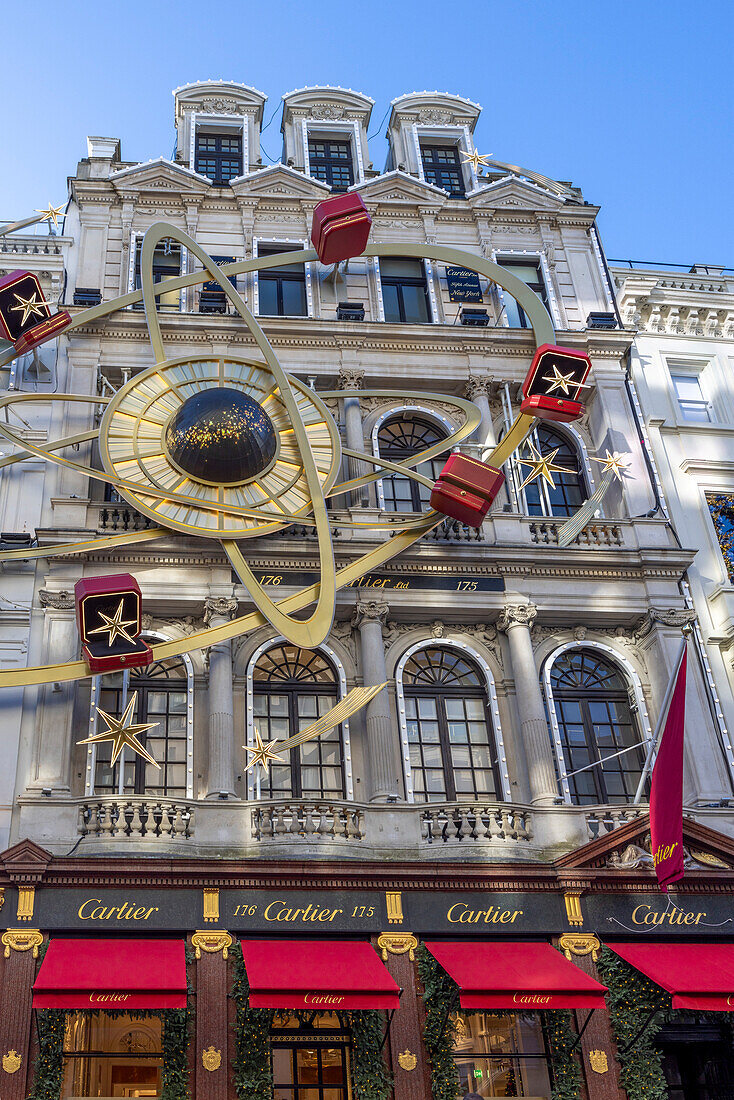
[251,800,363,841]
[421,803,532,845]
[585,806,646,840]
[529,520,622,547]
[79,798,194,838]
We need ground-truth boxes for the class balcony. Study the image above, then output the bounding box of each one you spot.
[79,797,194,839]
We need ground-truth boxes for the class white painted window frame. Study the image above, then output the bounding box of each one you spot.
[374,256,437,325]
[517,421,597,518]
[665,356,717,425]
[301,118,365,186]
[245,636,354,801]
[188,111,248,179]
[371,404,455,511]
[85,634,195,799]
[128,232,186,312]
[253,237,314,318]
[541,640,653,805]
[411,122,478,192]
[395,638,510,804]
[491,248,563,332]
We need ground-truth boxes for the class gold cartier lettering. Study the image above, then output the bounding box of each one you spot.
[653,842,679,866]
[89,992,131,1004]
[513,993,552,1005]
[263,900,344,923]
[78,898,160,921]
[303,993,345,1005]
[446,903,523,925]
[631,904,706,926]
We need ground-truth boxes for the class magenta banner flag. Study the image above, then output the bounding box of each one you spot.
[650,649,688,891]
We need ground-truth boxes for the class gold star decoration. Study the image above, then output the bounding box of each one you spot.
[517,440,573,491]
[541,363,590,397]
[77,691,159,768]
[9,292,50,326]
[35,202,65,229]
[87,598,139,647]
[244,727,284,774]
[460,149,492,173]
[590,450,631,481]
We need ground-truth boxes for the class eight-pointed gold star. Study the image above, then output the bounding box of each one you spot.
[10,292,50,326]
[87,598,139,647]
[460,149,492,173]
[77,691,159,768]
[244,727,284,774]
[591,450,631,481]
[517,440,573,491]
[36,202,65,229]
[542,363,589,397]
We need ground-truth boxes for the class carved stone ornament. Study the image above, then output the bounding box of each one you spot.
[202,1046,222,1072]
[352,597,389,629]
[559,932,600,962]
[377,932,418,961]
[1,929,43,957]
[398,1050,417,1071]
[337,366,365,391]
[2,1050,21,1074]
[39,589,75,610]
[464,374,492,400]
[417,108,452,124]
[589,1050,608,1075]
[191,930,232,958]
[309,104,345,119]
[635,606,696,641]
[430,621,445,639]
[203,597,238,626]
[497,603,538,632]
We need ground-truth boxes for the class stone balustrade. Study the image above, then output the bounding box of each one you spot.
[78,798,194,838]
[251,800,364,841]
[421,803,533,845]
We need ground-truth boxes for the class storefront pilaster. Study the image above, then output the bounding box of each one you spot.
[0,929,43,1100]
[376,933,429,1100]
[192,931,232,1100]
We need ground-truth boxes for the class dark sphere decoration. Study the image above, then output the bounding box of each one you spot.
[165,388,277,485]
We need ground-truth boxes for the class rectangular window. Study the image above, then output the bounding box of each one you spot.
[671,372,712,422]
[62,1012,162,1099]
[200,255,236,313]
[452,1010,553,1099]
[498,259,549,328]
[380,257,431,323]
[420,143,466,196]
[133,239,181,311]
[194,132,243,184]
[308,137,354,191]
[257,244,307,317]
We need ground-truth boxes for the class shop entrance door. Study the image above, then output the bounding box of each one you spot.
[659,1020,734,1100]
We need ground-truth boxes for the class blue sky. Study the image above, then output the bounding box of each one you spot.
[3,0,732,265]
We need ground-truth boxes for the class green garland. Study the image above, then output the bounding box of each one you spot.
[417,944,582,1100]
[230,942,391,1100]
[28,1009,66,1100]
[597,945,669,1100]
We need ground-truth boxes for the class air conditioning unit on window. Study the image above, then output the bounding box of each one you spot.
[337,301,365,321]
[460,307,490,327]
[587,311,617,329]
[73,288,102,307]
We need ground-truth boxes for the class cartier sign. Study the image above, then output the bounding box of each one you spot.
[584,894,734,937]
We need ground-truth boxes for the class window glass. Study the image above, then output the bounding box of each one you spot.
[133,240,181,311]
[421,144,466,196]
[308,137,354,191]
[377,415,447,513]
[61,1012,162,1099]
[452,1011,552,1099]
[194,131,243,183]
[380,258,431,323]
[520,425,586,517]
[258,245,308,317]
[498,259,549,328]
[671,372,711,422]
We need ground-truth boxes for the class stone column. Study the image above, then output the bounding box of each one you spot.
[498,601,559,806]
[353,594,400,801]
[465,374,496,450]
[204,597,238,799]
[338,366,368,507]
[27,590,77,793]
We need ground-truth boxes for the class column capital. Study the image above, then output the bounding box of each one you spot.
[497,602,537,632]
[337,366,365,391]
[352,595,389,629]
[464,373,492,400]
[191,930,232,959]
[203,597,238,626]
[38,589,75,610]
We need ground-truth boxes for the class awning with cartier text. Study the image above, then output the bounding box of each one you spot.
[33,938,187,1009]
[239,940,401,1010]
[424,941,608,1010]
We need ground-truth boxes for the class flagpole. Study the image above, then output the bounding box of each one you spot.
[633,628,690,804]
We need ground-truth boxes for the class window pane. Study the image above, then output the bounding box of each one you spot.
[381,282,401,323]
[258,277,279,316]
[281,279,307,316]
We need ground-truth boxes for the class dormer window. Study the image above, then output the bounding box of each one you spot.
[194,132,243,184]
[420,143,465,197]
[307,137,354,191]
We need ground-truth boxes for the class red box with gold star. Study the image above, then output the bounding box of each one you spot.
[430,453,505,528]
[74,574,152,673]
[0,270,53,343]
[311,193,372,265]
[14,310,71,355]
[520,344,592,423]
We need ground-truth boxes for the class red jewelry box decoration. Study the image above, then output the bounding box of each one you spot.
[430,453,505,528]
[74,574,152,674]
[14,310,71,355]
[520,344,592,423]
[0,270,52,343]
[311,193,372,265]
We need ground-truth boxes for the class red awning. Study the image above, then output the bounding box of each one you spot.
[240,940,401,1010]
[424,941,608,1010]
[608,943,734,1011]
[33,939,187,1010]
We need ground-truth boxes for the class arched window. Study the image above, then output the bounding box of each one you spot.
[91,656,189,797]
[402,646,501,802]
[252,643,345,799]
[550,648,645,805]
[377,414,448,512]
[519,425,587,517]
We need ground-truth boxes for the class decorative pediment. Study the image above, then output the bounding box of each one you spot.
[174,81,267,123]
[556,812,734,875]
[230,164,330,201]
[1,838,52,882]
[283,86,373,126]
[469,175,566,213]
[390,91,481,130]
[356,171,448,206]
[110,158,212,198]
